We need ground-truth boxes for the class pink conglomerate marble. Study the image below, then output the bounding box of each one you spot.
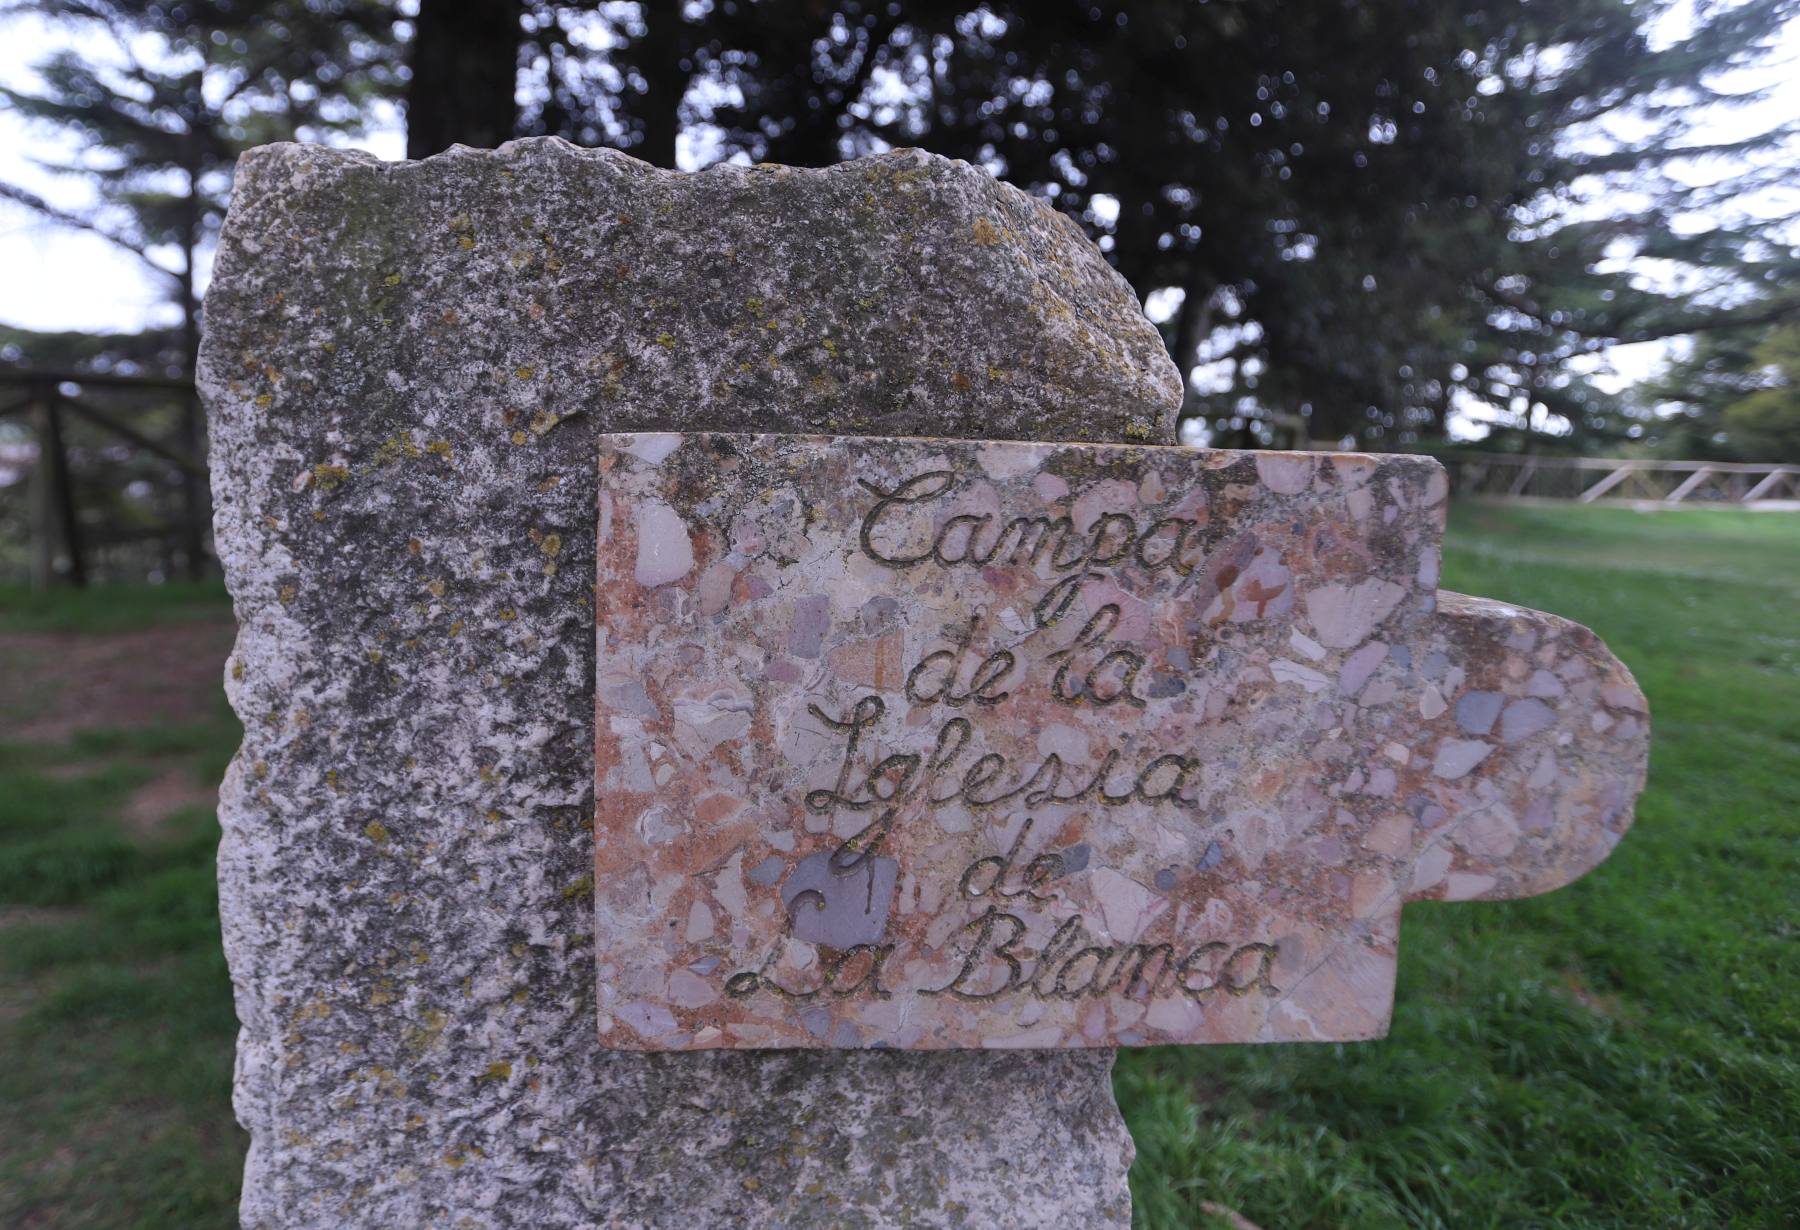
[593,433,1647,1051]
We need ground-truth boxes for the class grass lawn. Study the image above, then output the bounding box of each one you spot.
[1121,503,1800,1229]
[0,586,244,1230]
[0,505,1795,1228]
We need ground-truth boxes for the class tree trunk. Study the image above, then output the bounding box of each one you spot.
[31,385,86,589]
[632,0,687,168]
[407,0,524,157]
[1168,275,1215,421]
[179,154,208,580]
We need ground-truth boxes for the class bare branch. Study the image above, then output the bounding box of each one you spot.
[0,181,182,284]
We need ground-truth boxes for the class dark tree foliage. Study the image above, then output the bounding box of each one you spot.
[497,0,1799,448]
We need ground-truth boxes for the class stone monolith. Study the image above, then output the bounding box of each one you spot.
[201,139,1178,1228]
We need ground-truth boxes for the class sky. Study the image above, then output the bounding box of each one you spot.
[1,4,1795,419]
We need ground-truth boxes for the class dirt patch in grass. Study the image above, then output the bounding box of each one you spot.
[122,768,219,838]
[0,621,236,744]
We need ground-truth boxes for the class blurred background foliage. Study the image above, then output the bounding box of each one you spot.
[0,0,1796,583]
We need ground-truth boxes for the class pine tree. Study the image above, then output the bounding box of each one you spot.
[505,0,1799,450]
[1,0,403,374]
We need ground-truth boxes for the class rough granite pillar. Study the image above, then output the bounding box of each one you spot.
[200,139,1181,1228]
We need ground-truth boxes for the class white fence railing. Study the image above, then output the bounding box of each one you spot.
[1439,453,1800,506]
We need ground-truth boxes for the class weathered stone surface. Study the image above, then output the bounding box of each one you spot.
[201,138,1178,1228]
[593,434,1646,1051]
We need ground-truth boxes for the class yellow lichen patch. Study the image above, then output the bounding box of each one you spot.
[528,410,560,436]
[365,819,389,843]
[971,217,1002,245]
[255,394,274,408]
[561,874,593,900]
[655,332,676,349]
[448,620,465,637]
[366,648,383,665]
[426,578,446,598]
[515,366,536,380]
[278,584,298,605]
[448,217,478,252]
[538,533,562,558]
[426,439,453,459]
[369,979,398,1007]
[373,431,424,465]
[313,463,350,490]
[290,993,332,1024]
[510,430,529,445]
[480,1060,513,1082]
[403,1007,448,1054]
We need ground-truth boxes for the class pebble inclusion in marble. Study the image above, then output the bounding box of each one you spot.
[594,432,1647,1051]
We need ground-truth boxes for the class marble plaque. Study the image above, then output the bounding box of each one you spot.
[594,432,1646,1051]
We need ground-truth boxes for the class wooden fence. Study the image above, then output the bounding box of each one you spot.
[1438,452,1799,506]
[0,371,207,587]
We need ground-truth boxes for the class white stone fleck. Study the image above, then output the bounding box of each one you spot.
[1432,738,1494,780]
[634,498,695,587]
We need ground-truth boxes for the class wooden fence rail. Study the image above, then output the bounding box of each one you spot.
[1439,452,1800,507]
[0,370,207,588]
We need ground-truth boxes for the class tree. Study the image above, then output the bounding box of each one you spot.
[1639,320,1800,461]
[2,0,403,581]
[1,0,404,374]
[406,0,524,158]
[481,0,1800,449]
[1723,325,1800,459]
